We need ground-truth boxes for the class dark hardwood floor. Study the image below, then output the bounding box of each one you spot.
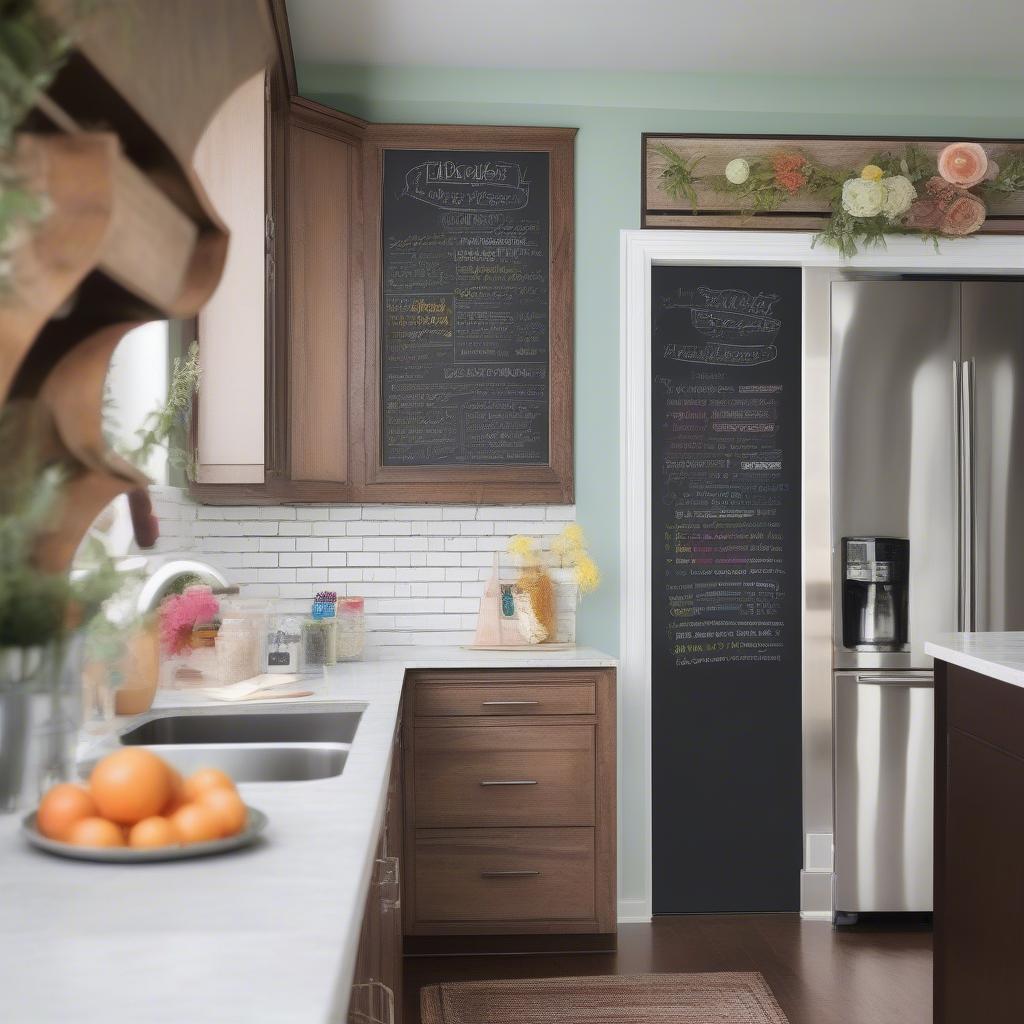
[403,915,932,1023]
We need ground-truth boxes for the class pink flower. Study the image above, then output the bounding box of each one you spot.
[159,586,219,656]
[905,177,987,236]
[941,191,986,235]
[902,198,944,233]
[937,142,988,188]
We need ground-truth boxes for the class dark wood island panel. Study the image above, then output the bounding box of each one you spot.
[933,660,1024,1024]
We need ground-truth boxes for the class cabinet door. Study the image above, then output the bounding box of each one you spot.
[941,729,1024,1021]
[192,69,266,485]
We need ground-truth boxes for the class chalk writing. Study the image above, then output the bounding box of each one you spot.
[381,149,551,466]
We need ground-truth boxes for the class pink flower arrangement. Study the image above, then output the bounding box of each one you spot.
[159,586,220,657]
[937,142,988,188]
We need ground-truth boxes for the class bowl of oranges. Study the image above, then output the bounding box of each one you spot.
[22,748,267,862]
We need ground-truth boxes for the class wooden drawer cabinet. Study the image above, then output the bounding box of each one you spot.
[414,828,596,924]
[414,678,595,717]
[403,669,616,942]
[413,724,595,827]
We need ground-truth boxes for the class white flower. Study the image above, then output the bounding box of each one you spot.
[881,175,917,220]
[841,177,884,218]
[725,158,750,185]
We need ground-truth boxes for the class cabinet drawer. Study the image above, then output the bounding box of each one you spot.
[414,680,595,717]
[414,828,595,924]
[414,725,594,827]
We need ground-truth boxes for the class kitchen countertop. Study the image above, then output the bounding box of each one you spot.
[925,632,1024,690]
[0,645,616,1024]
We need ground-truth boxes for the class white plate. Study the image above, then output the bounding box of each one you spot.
[21,807,268,863]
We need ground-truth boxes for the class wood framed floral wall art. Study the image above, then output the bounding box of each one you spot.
[642,134,1024,256]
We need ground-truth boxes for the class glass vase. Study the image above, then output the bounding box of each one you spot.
[0,636,83,813]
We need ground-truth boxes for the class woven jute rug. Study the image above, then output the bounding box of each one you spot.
[420,971,790,1023]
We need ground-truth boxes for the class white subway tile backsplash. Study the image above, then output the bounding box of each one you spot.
[278,522,313,536]
[259,538,296,552]
[152,488,578,651]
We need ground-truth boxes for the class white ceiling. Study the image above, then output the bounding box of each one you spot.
[286,0,1024,78]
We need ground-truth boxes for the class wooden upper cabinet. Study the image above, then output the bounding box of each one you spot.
[191,81,576,505]
[286,101,364,484]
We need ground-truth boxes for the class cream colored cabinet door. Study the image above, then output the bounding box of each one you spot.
[192,70,266,484]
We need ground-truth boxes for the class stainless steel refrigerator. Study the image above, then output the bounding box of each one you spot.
[830,279,1024,922]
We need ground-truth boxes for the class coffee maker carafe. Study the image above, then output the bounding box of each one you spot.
[841,537,909,651]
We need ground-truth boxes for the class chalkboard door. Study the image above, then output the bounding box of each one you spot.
[650,265,802,914]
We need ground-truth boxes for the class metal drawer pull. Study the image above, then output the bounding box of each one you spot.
[856,674,934,687]
[479,780,537,786]
[480,870,541,878]
[481,700,540,706]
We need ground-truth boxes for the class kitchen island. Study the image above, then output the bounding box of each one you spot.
[0,645,615,1024]
[925,633,1024,1024]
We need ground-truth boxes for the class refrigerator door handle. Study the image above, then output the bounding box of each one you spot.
[961,359,976,631]
[954,360,964,631]
[856,673,935,687]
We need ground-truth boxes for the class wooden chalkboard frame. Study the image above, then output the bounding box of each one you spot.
[363,124,576,504]
[642,132,1024,232]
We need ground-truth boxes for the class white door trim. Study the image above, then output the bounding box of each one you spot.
[618,229,1024,923]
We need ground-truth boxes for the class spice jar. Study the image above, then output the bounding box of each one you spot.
[335,597,366,661]
[302,591,338,668]
[215,617,261,684]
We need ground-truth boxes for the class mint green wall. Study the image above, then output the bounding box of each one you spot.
[298,64,1024,654]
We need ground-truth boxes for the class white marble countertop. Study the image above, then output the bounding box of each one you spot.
[925,632,1024,690]
[0,645,615,1024]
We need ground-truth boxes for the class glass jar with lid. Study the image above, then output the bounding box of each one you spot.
[215,617,261,684]
[335,597,366,661]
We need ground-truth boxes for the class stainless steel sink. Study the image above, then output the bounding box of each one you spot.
[108,705,364,784]
[124,743,347,782]
[119,707,364,746]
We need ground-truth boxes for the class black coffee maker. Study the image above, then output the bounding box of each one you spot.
[841,537,909,651]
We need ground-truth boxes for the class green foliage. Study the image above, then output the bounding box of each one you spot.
[869,144,934,185]
[981,152,1024,197]
[0,0,70,150]
[654,144,704,211]
[0,0,70,291]
[0,564,69,647]
[108,340,201,479]
[813,209,891,259]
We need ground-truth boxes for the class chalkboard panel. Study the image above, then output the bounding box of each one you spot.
[380,149,551,467]
[650,266,802,914]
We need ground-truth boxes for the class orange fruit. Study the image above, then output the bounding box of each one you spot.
[183,767,236,803]
[163,767,187,815]
[89,748,172,825]
[128,816,181,849]
[66,817,126,848]
[170,802,222,844]
[36,783,98,841]
[198,787,248,837]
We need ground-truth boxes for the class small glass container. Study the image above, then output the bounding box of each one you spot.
[301,619,335,668]
[335,597,366,661]
[266,616,303,673]
[215,617,261,684]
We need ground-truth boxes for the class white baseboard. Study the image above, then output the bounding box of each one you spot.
[800,868,833,918]
[800,910,832,921]
[617,897,652,924]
